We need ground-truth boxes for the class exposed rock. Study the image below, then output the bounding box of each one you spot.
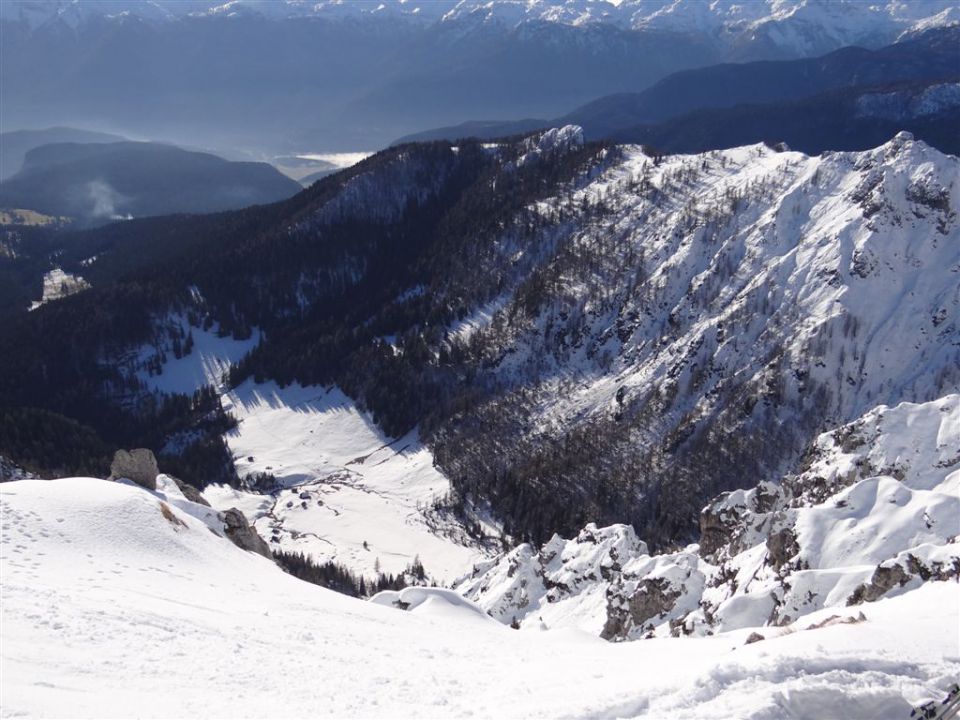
[222,507,271,558]
[159,501,187,529]
[766,527,799,571]
[843,550,960,606]
[168,475,211,507]
[602,577,682,641]
[699,481,787,561]
[457,396,959,642]
[698,504,733,560]
[745,632,765,645]
[109,449,159,491]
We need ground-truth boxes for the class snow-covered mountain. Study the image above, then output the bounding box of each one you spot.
[6,0,957,52]
[5,128,956,583]
[454,394,960,639]
[4,1,957,152]
[427,128,960,545]
[2,472,957,717]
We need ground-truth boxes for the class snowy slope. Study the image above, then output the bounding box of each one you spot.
[455,394,960,640]
[203,381,496,581]
[2,476,957,718]
[131,314,261,396]
[431,128,960,544]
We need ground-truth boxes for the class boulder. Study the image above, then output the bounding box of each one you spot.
[109,449,159,491]
[847,562,910,605]
[168,475,211,507]
[222,507,271,559]
[766,526,799,571]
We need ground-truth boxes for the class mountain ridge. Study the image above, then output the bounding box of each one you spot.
[2,128,955,554]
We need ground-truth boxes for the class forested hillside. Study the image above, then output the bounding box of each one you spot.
[2,127,957,551]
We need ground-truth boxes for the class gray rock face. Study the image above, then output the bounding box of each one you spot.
[602,577,682,641]
[766,527,800,572]
[222,508,271,559]
[109,449,159,491]
[169,475,211,507]
[847,563,910,604]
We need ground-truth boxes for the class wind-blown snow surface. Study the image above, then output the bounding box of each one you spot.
[2,477,957,719]
[204,381,493,581]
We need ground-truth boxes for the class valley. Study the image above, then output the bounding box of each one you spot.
[1,3,959,716]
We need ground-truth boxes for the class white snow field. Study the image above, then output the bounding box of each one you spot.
[204,381,494,581]
[2,476,957,719]
[132,314,261,395]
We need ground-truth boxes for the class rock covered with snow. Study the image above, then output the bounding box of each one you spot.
[516,125,585,168]
[370,586,498,626]
[455,522,646,633]
[459,395,960,640]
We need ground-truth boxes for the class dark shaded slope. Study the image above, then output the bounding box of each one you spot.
[562,26,960,139]
[611,80,960,156]
[0,142,301,222]
[395,27,960,149]
[0,126,125,180]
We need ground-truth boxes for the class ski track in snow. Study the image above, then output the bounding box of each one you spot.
[1,477,957,719]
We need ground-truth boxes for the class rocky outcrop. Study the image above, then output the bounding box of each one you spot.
[602,577,682,640]
[766,527,799,572]
[455,523,647,631]
[847,546,960,605]
[109,449,159,491]
[168,475,211,507]
[456,395,960,642]
[222,507,272,559]
[847,563,910,604]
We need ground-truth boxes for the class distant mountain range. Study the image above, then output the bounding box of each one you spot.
[396,26,960,155]
[609,80,960,156]
[3,1,957,153]
[0,126,125,180]
[0,141,301,223]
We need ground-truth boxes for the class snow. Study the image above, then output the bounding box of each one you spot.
[462,134,959,518]
[295,152,373,168]
[457,395,960,639]
[856,82,960,121]
[2,476,957,718]
[456,523,648,634]
[446,292,510,341]
[132,314,260,395]
[206,380,493,581]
